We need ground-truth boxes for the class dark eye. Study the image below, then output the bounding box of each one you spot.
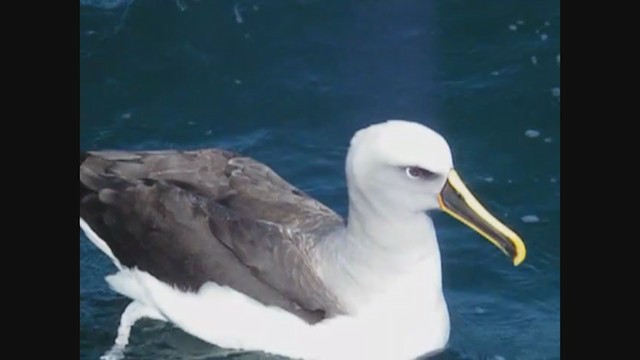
[405,166,436,180]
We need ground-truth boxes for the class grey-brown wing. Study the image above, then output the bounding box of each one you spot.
[79,149,346,323]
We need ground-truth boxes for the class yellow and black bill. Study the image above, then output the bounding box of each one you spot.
[437,170,527,266]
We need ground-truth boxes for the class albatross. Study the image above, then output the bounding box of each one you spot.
[79,120,526,360]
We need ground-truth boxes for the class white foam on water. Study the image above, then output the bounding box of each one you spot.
[531,56,538,65]
[521,215,540,223]
[121,112,131,119]
[544,137,552,143]
[541,33,548,41]
[509,24,517,31]
[525,129,540,138]
[491,71,500,76]
[176,0,187,11]
[551,87,560,97]
[516,20,525,25]
[234,4,244,24]
[484,177,494,183]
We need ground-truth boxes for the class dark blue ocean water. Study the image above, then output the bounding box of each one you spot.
[80,1,560,359]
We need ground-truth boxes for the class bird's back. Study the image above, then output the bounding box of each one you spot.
[79,149,346,323]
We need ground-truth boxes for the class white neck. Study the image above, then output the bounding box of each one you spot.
[315,187,444,313]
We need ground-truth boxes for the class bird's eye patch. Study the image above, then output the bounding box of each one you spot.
[405,166,437,180]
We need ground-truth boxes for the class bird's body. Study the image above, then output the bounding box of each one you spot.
[80,120,525,360]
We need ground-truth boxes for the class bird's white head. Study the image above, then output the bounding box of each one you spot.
[347,120,452,213]
[346,120,526,266]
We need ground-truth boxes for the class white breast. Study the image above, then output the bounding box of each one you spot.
[106,258,450,360]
